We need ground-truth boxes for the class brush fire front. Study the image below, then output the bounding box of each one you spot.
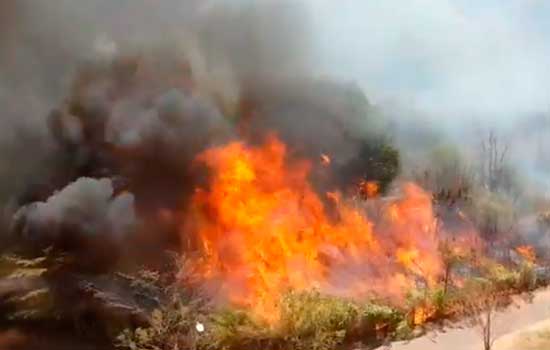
[180,134,477,325]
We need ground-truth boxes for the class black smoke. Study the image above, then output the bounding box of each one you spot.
[1,0,397,270]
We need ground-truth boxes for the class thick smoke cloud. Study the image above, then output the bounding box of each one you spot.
[11,178,135,271]
[0,0,343,268]
[5,0,547,266]
[0,0,315,204]
[13,177,135,242]
[107,87,232,156]
[0,0,385,207]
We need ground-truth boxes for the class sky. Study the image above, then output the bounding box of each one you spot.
[307,0,550,123]
[2,0,550,128]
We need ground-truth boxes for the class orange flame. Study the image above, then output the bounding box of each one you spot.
[412,306,435,326]
[359,180,379,198]
[183,135,444,321]
[516,245,536,263]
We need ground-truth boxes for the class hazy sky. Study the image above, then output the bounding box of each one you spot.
[308,0,550,121]
[2,0,549,126]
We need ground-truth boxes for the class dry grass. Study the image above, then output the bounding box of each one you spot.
[494,320,550,350]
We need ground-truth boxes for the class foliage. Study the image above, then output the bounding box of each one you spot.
[116,287,409,350]
[117,299,205,350]
[486,263,520,291]
[205,309,275,350]
[517,262,537,291]
[467,189,517,240]
[114,253,541,350]
[277,291,358,350]
[342,139,400,194]
[455,278,513,350]
[420,143,474,195]
[359,302,402,331]
[393,319,415,340]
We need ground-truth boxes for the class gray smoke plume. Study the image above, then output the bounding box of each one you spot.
[0,1,345,274]
[13,177,135,243]
[0,0,317,208]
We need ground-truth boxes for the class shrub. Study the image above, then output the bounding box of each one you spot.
[206,309,270,350]
[116,298,206,350]
[394,320,414,340]
[517,262,537,291]
[277,290,358,350]
[357,302,403,339]
[487,264,520,291]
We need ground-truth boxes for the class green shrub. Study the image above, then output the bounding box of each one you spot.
[116,286,207,350]
[430,288,447,316]
[517,262,537,291]
[359,303,402,331]
[206,309,270,350]
[394,320,414,340]
[277,290,358,350]
[115,258,538,350]
[487,264,520,291]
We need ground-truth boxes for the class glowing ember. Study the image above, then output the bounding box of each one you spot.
[183,135,444,321]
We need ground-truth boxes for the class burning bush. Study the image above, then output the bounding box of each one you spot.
[1,3,548,350]
[182,134,447,322]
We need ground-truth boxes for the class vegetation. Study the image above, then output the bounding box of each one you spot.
[342,138,401,194]
[111,249,541,350]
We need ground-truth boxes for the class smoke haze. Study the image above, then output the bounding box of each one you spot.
[3,3,550,348]
[310,0,550,122]
[1,0,550,260]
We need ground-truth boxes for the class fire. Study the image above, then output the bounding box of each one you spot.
[412,306,435,326]
[515,245,536,263]
[183,135,444,321]
[359,180,379,198]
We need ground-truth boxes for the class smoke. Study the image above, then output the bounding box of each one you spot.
[10,178,135,271]
[13,177,135,242]
[0,0,389,201]
[2,0,548,268]
[301,0,550,234]
[0,0,315,188]
[0,0,331,269]
[3,0,550,153]
[107,88,232,155]
[309,0,550,122]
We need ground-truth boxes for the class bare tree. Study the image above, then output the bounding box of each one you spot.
[460,287,510,350]
[473,295,498,350]
[480,130,509,193]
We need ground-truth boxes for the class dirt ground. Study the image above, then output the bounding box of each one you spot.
[377,288,550,350]
[492,318,550,350]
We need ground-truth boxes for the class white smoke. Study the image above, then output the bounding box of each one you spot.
[14,177,135,241]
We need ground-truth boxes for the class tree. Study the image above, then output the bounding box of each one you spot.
[439,240,471,296]
[340,138,400,195]
[468,190,517,242]
[480,131,509,193]
[459,283,510,350]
